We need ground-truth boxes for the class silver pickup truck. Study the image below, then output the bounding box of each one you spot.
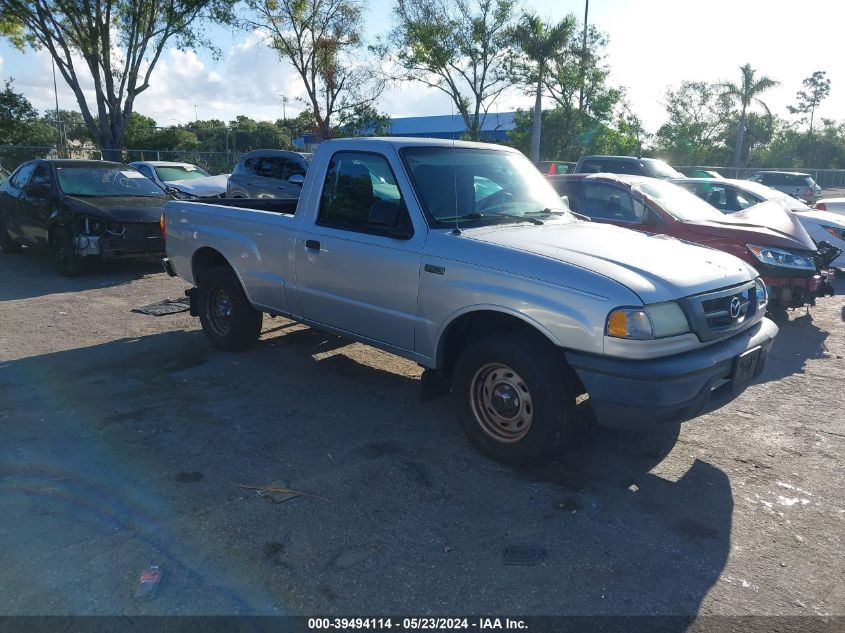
[162,138,778,466]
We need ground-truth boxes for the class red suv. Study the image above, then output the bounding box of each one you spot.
[549,174,821,308]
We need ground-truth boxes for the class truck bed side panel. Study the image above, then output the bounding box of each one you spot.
[165,201,299,315]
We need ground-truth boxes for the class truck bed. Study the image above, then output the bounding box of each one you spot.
[187,198,298,215]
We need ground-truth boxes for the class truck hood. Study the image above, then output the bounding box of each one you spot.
[464,220,753,304]
[165,174,229,197]
[66,196,167,223]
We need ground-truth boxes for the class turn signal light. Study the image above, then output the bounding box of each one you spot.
[160,213,166,243]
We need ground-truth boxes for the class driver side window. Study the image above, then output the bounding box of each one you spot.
[317,151,409,236]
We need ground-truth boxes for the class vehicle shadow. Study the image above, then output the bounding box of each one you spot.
[0,247,161,301]
[756,311,829,384]
[0,326,731,624]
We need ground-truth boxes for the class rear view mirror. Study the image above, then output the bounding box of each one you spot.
[288,173,305,185]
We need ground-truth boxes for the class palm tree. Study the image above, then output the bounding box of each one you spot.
[511,13,575,164]
[723,64,778,168]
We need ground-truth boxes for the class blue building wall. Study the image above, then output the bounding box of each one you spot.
[294,112,517,148]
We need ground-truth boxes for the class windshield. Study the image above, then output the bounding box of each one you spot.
[154,165,210,181]
[57,166,167,197]
[635,179,726,222]
[645,159,684,179]
[401,147,570,225]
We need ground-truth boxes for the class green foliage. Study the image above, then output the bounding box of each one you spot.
[387,0,516,140]
[509,12,576,162]
[0,0,238,157]
[243,0,383,140]
[0,78,57,146]
[722,63,778,166]
[654,81,733,164]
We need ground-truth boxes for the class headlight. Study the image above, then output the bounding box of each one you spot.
[606,302,689,339]
[754,277,767,309]
[746,244,816,270]
[822,225,845,241]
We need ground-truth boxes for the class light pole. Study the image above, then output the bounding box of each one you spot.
[578,0,589,114]
[51,58,63,156]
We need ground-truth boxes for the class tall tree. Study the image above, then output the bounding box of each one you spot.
[0,0,236,160]
[0,78,58,146]
[509,12,575,163]
[242,0,385,141]
[655,81,733,164]
[722,63,778,168]
[540,22,621,158]
[789,70,831,137]
[385,0,516,140]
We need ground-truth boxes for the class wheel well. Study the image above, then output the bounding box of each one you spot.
[192,247,232,284]
[439,310,557,372]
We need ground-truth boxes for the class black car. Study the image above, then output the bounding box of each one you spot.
[0,159,168,276]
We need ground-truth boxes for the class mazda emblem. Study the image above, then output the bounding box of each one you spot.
[730,296,742,318]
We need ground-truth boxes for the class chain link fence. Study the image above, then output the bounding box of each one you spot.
[678,166,845,189]
[0,145,240,175]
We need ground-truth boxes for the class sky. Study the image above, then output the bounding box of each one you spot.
[0,0,841,134]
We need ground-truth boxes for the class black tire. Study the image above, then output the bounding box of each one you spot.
[0,213,22,254]
[50,224,83,276]
[197,265,263,351]
[452,332,575,467]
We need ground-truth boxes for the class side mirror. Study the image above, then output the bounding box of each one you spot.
[369,200,413,239]
[288,173,305,185]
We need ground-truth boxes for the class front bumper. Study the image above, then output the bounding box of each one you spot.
[99,222,164,259]
[566,318,778,430]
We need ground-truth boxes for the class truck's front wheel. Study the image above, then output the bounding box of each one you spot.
[453,332,575,467]
[197,266,263,351]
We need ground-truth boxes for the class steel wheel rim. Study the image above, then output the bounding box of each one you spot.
[469,362,533,443]
[207,287,233,336]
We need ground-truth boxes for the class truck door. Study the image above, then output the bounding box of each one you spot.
[294,150,423,351]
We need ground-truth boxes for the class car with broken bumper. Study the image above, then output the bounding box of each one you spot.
[162,138,778,466]
[0,159,167,275]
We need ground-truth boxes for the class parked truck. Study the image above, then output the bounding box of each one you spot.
[162,138,778,466]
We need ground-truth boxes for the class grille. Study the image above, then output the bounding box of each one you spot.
[701,289,752,330]
[681,281,758,342]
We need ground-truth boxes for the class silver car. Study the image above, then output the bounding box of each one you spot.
[226,149,309,199]
[747,171,821,204]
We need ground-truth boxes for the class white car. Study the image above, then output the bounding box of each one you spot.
[674,178,845,268]
[128,161,229,199]
[815,198,845,216]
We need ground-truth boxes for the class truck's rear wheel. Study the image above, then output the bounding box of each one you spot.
[197,265,262,351]
[0,213,22,254]
[453,332,574,467]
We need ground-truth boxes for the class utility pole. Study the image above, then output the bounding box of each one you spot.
[276,94,290,121]
[194,105,199,123]
[577,0,589,114]
[51,58,63,157]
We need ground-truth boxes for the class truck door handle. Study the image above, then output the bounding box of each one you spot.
[304,239,321,250]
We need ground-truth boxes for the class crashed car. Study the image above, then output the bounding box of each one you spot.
[0,159,167,276]
[128,160,228,199]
